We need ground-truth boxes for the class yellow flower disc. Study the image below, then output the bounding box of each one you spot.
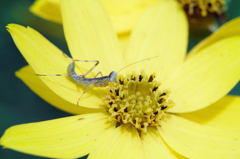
[102,71,175,133]
[178,0,226,16]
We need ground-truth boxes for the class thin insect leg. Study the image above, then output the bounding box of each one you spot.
[94,71,103,77]
[62,52,100,84]
[62,51,98,65]
[74,59,100,85]
[62,50,100,76]
[36,74,83,77]
[77,83,94,106]
[83,71,103,87]
[77,71,102,106]
[82,60,99,76]
[61,52,88,62]
[61,51,72,59]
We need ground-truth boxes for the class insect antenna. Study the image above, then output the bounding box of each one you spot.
[117,56,158,74]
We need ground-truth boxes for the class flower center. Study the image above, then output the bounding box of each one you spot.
[102,71,175,133]
[178,0,225,17]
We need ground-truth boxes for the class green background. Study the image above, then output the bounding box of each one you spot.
[0,0,239,159]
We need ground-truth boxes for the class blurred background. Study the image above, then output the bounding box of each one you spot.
[0,0,240,158]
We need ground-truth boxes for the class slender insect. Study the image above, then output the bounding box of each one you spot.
[37,53,157,106]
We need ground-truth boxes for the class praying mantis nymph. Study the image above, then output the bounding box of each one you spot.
[37,53,157,106]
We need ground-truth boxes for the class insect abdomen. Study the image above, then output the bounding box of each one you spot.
[67,62,82,82]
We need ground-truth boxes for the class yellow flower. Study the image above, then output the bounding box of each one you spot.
[179,0,226,17]
[30,0,159,35]
[30,0,159,50]
[1,0,240,158]
[179,0,227,38]
[29,0,229,50]
[30,0,227,32]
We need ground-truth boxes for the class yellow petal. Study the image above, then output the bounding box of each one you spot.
[30,0,158,35]
[88,125,143,159]
[141,127,185,159]
[118,33,130,54]
[0,113,116,159]
[158,114,240,159]
[188,17,240,58]
[60,0,125,75]
[164,36,240,113]
[124,0,188,77]
[7,24,106,108]
[16,65,106,114]
[178,95,240,131]
[102,0,159,34]
[30,0,62,24]
[30,0,132,53]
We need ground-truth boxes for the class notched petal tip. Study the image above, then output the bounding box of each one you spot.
[0,127,14,148]
[6,24,34,39]
[6,23,24,32]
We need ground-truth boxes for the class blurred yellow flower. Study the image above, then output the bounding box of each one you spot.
[30,0,159,35]
[179,0,227,38]
[29,0,228,49]
[30,0,226,32]
[179,0,226,17]
[1,0,240,158]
